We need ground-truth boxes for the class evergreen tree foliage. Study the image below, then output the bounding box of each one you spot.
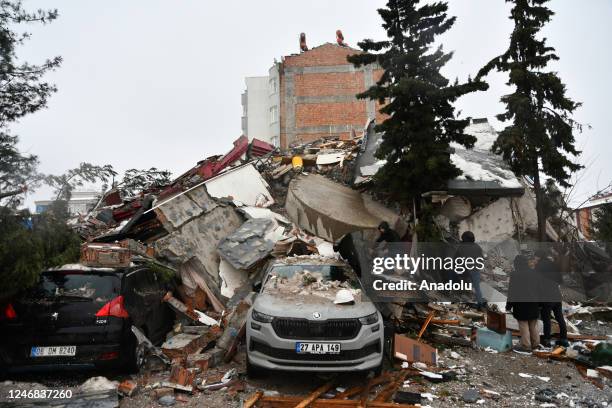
[477,0,583,240]
[45,163,116,201]
[0,1,60,206]
[592,204,612,255]
[0,203,81,301]
[120,168,172,197]
[348,0,487,206]
[0,133,40,207]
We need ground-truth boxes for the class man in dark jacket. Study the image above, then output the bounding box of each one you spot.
[506,255,540,351]
[376,221,400,244]
[535,249,569,347]
[454,231,485,309]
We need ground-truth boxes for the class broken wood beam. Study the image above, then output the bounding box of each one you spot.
[244,391,264,408]
[257,396,419,408]
[294,381,335,408]
[333,373,391,400]
[373,371,410,403]
[417,311,435,340]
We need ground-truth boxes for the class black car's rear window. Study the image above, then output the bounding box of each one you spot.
[26,272,119,303]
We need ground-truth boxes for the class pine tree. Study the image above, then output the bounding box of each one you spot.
[0,1,61,206]
[592,204,612,255]
[348,0,487,212]
[477,0,583,241]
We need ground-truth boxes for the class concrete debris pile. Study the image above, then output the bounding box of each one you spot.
[61,118,611,406]
[67,128,404,405]
[387,302,612,391]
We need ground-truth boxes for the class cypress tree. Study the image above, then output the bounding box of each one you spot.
[477,0,583,241]
[349,0,487,214]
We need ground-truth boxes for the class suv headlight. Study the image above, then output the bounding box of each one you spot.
[359,312,378,325]
[252,309,274,323]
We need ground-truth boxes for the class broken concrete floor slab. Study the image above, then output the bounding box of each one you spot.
[285,174,401,242]
[155,205,243,289]
[205,163,274,207]
[217,218,277,270]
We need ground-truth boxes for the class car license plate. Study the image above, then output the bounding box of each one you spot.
[30,346,76,357]
[295,342,341,354]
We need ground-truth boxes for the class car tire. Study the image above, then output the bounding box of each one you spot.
[246,356,265,379]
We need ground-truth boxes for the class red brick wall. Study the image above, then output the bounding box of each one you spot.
[296,102,366,127]
[294,72,365,97]
[284,43,362,67]
[279,43,386,149]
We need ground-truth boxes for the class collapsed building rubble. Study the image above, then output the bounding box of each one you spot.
[62,117,611,406]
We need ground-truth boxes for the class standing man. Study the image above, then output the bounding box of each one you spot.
[454,231,485,310]
[535,249,569,347]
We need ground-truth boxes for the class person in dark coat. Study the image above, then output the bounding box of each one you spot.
[506,255,540,351]
[376,221,400,244]
[454,231,485,309]
[374,221,402,275]
[535,249,569,347]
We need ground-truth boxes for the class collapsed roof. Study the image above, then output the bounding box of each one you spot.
[355,118,525,197]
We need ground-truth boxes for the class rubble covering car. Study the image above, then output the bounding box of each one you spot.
[0,262,175,374]
[246,256,384,376]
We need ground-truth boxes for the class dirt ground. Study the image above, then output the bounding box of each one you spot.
[2,340,610,408]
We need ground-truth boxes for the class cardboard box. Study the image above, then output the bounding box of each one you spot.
[394,334,438,366]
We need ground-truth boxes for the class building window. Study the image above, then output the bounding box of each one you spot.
[269,78,278,94]
[270,106,278,124]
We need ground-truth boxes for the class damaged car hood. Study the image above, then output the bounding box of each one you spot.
[253,292,377,320]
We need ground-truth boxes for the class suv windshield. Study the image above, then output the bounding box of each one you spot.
[263,264,361,301]
[268,265,349,282]
[25,272,118,304]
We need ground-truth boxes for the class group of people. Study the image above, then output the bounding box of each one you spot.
[507,249,569,351]
[454,231,569,352]
[375,223,570,353]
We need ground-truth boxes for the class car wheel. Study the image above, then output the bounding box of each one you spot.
[246,356,264,379]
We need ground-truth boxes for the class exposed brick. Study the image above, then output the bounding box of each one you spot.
[296,102,366,128]
[278,43,386,149]
[284,43,362,67]
[294,72,365,97]
[295,133,351,144]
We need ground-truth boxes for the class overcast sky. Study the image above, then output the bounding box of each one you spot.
[13,0,612,209]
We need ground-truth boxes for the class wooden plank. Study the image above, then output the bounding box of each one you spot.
[334,374,391,400]
[417,311,435,340]
[576,364,604,390]
[259,396,419,408]
[373,371,409,402]
[244,391,264,408]
[294,381,335,408]
[357,376,376,408]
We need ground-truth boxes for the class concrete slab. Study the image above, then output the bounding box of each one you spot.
[285,174,400,242]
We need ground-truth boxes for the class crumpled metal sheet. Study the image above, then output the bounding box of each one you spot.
[217,218,276,270]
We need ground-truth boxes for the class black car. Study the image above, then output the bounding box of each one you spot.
[0,263,175,373]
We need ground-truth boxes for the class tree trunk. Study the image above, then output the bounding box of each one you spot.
[533,165,547,241]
